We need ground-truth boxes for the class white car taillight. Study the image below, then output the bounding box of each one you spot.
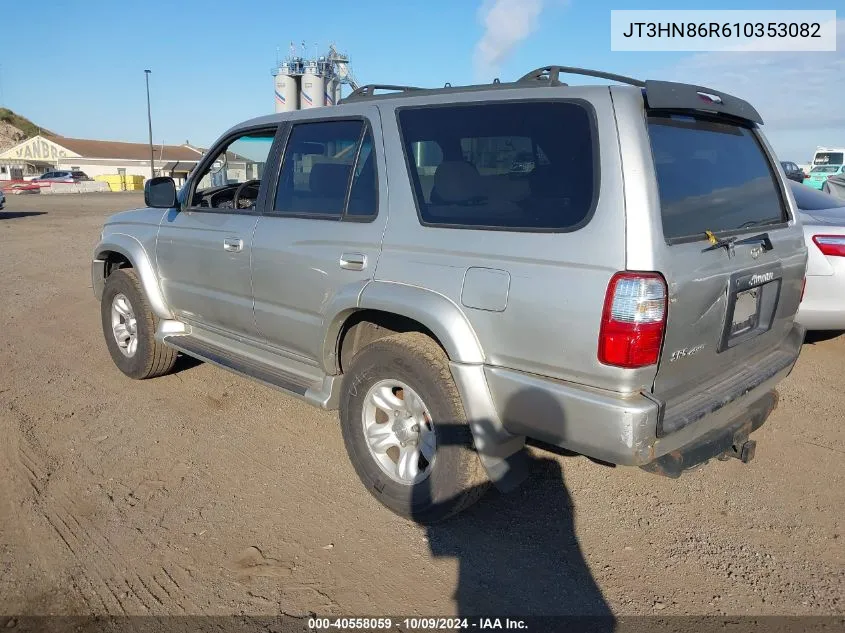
[812,235,845,257]
[598,272,667,368]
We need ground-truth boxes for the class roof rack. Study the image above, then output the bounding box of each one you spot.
[339,66,646,104]
[344,84,423,102]
[518,66,645,88]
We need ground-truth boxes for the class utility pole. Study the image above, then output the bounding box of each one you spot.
[144,70,154,180]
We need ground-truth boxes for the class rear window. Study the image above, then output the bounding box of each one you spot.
[397,101,595,231]
[648,115,787,241]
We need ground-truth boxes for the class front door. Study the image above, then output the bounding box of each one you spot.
[251,110,386,363]
[156,126,279,339]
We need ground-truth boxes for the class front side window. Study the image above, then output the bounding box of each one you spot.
[274,119,377,218]
[648,115,787,240]
[190,129,276,210]
[397,101,596,231]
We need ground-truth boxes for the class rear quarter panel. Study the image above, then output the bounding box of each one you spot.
[375,86,657,393]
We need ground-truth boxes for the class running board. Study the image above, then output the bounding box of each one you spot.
[162,333,341,409]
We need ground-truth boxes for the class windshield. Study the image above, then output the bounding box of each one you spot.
[813,152,844,166]
[647,115,787,240]
[811,166,838,174]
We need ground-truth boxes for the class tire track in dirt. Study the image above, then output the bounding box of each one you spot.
[5,416,200,614]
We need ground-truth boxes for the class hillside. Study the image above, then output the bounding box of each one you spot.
[0,108,54,153]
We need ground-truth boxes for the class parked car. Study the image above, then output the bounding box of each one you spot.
[788,181,845,330]
[32,170,92,185]
[0,189,5,210]
[822,173,845,200]
[780,161,806,183]
[805,164,845,190]
[91,66,807,522]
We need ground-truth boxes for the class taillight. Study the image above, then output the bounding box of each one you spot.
[598,272,667,368]
[812,235,845,257]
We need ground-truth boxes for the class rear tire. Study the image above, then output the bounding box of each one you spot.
[101,268,177,379]
[340,332,489,523]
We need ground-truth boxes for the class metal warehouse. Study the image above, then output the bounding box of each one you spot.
[0,135,204,185]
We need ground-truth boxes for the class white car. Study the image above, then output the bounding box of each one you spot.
[790,181,845,330]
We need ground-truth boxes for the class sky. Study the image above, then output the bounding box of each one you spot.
[0,0,840,162]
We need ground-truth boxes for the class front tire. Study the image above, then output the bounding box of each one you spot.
[100,268,177,379]
[340,332,489,523]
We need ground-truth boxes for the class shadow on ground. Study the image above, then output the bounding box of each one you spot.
[172,353,204,374]
[0,211,47,220]
[804,330,843,345]
[417,388,614,622]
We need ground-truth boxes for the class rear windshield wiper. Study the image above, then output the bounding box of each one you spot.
[703,230,773,256]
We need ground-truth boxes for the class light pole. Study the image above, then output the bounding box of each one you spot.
[144,70,154,180]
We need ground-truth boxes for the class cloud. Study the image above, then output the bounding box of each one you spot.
[660,20,844,159]
[473,0,545,81]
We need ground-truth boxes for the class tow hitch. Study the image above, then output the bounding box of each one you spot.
[718,438,757,464]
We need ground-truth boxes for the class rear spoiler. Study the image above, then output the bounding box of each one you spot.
[517,67,764,125]
[643,80,764,125]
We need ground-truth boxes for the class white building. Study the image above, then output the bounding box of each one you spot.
[0,135,204,185]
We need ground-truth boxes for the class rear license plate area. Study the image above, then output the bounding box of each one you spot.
[719,266,782,352]
[731,288,760,336]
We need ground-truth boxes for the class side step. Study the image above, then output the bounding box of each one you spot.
[163,334,340,409]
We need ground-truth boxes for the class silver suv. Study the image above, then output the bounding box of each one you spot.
[93,66,807,522]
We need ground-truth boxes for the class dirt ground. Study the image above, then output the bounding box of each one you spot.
[0,193,842,618]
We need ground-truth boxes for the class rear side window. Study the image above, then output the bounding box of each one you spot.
[274,120,377,218]
[648,115,787,241]
[397,101,596,231]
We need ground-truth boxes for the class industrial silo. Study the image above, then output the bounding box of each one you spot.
[273,62,299,113]
[300,60,324,109]
[325,77,337,106]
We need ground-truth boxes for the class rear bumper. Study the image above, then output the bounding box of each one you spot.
[483,324,804,469]
[796,274,845,330]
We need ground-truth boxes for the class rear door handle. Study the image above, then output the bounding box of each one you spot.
[339,252,367,271]
[223,237,243,253]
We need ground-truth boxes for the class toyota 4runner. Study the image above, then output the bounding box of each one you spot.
[92,66,808,522]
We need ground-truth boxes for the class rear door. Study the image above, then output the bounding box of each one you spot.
[643,114,806,408]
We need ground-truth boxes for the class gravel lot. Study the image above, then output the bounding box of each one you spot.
[0,193,842,617]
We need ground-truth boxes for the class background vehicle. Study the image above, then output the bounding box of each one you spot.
[822,173,845,200]
[789,182,845,330]
[32,170,92,185]
[805,164,845,191]
[0,189,5,210]
[780,161,806,183]
[811,147,844,168]
[91,66,807,522]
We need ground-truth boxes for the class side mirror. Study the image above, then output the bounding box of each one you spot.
[144,176,177,208]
